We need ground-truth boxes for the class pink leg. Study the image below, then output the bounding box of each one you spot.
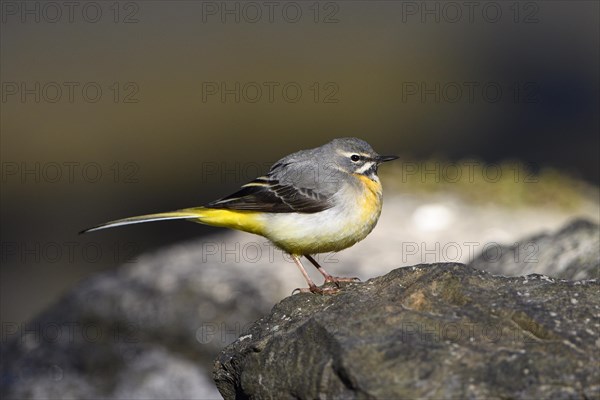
[291,255,339,295]
[305,255,361,287]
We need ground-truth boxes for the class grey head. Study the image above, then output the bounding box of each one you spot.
[269,137,398,191]
[322,137,399,179]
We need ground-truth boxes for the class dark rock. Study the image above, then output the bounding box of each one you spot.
[3,219,598,399]
[469,219,599,280]
[214,263,600,399]
[1,237,280,399]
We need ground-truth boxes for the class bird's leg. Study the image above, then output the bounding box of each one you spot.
[291,255,339,295]
[304,254,361,287]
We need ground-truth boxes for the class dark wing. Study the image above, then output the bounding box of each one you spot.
[205,176,332,213]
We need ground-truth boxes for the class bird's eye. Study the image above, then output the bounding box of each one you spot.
[350,154,360,162]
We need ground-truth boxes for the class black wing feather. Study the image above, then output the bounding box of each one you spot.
[206,178,331,213]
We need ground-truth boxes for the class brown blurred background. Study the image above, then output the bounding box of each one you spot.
[1,1,598,325]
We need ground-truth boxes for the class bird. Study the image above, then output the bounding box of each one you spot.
[81,137,398,294]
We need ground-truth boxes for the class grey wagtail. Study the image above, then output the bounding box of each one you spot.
[81,137,398,294]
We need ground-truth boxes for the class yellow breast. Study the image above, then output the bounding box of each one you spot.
[350,173,383,238]
[352,173,383,219]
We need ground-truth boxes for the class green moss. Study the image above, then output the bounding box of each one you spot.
[382,159,596,209]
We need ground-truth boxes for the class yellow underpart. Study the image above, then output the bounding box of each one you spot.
[186,207,267,236]
[261,175,384,255]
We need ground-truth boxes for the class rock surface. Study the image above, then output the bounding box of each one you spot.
[2,219,598,399]
[0,235,277,400]
[214,263,600,399]
[469,219,599,280]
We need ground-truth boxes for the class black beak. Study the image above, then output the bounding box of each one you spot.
[377,155,399,164]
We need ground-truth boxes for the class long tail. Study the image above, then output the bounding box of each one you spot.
[79,208,204,234]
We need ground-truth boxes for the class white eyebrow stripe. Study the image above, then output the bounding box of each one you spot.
[337,150,372,158]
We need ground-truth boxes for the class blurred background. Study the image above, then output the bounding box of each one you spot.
[1,0,599,327]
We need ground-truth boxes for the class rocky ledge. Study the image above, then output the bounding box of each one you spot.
[214,263,600,399]
[2,220,598,399]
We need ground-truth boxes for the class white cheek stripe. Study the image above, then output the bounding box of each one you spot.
[355,161,376,174]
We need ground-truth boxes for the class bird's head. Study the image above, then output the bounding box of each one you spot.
[327,137,398,179]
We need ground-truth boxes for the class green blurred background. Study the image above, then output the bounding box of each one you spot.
[1,1,598,324]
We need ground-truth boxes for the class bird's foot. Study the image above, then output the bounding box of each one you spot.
[324,276,361,287]
[292,285,340,295]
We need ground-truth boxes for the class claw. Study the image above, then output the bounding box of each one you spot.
[292,285,340,295]
[292,287,307,295]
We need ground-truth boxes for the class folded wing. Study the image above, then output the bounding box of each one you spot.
[206,176,332,213]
